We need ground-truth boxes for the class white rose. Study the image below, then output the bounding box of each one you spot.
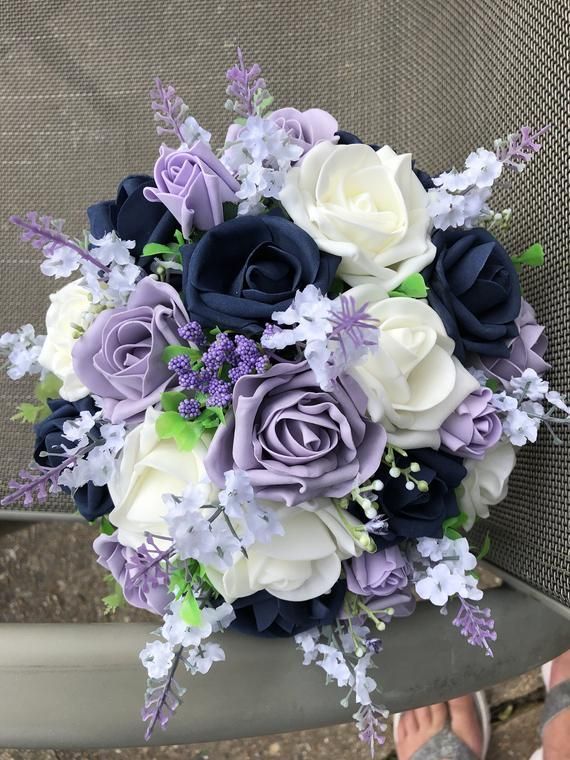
[458,440,516,530]
[347,284,479,449]
[280,142,436,290]
[206,504,363,603]
[108,407,208,548]
[38,279,91,401]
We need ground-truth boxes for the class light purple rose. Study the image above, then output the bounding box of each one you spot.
[72,277,188,424]
[93,533,172,616]
[143,141,239,237]
[225,107,339,161]
[205,361,386,507]
[440,386,502,460]
[344,546,411,598]
[480,299,550,387]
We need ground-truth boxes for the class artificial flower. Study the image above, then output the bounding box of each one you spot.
[143,141,239,237]
[280,142,436,291]
[34,397,114,521]
[88,174,178,261]
[226,107,339,161]
[108,407,209,548]
[37,279,91,402]
[440,387,502,459]
[424,227,521,361]
[205,360,386,507]
[480,301,550,385]
[182,214,339,335]
[205,503,364,602]
[457,440,516,529]
[344,545,411,598]
[346,284,479,448]
[72,277,188,424]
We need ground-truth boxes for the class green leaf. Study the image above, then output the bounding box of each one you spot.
[200,406,225,429]
[161,391,187,413]
[389,273,428,299]
[100,515,116,536]
[174,229,185,247]
[102,575,125,615]
[156,412,204,451]
[485,378,500,392]
[329,278,347,298]
[477,532,492,561]
[169,567,189,596]
[443,511,468,538]
[11,373,63,424]
[36,373,63,404]
[180,592,203,627]
[162,345,202,364]
[512,242,544,271]
[11,402,43,424]
[258,94,274,114]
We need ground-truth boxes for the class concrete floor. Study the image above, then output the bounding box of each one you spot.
[0,520,549,759]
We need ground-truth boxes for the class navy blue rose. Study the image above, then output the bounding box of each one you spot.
[88,174,178,260]
[352,448,466,548]
[34,397,113,521]
[335,131,433,189]
[230,582,347,638]
[424,228,521,362]
[181,214,339,335]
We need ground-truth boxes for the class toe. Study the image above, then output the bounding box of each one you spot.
[414,706,432,728]
[429,702,448,731]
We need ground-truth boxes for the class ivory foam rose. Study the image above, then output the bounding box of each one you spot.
[38,278,91,402]
[280,142,436,290]
[206,502,364,603]
[346,284,479,448]
[108,407,209,548]
[458,440,516,529]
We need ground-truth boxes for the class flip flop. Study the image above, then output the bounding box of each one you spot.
[529,661,570,760]
[393,691,491,759]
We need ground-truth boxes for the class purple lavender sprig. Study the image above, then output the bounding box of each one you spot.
[126,535,175,594]
[329,296,379,362]
[1,464,63,507]
[353,703,389,757]
[225,47,271,118]
[495,125,549,171]
[141,646,186,741]
[10,213,111,273]
[149,78,188,144]
[452,597,497,657]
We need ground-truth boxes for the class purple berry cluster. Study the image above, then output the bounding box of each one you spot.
[167,326,269,420]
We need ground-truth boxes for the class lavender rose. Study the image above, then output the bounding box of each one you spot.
[93,533,172,616]
[143,142,239,237]
[72,277,188,424]
[344,546,411,598]
[440,386,502,460]
[226,107,338,161]
[205,361,386,507]
[480,299,550,387]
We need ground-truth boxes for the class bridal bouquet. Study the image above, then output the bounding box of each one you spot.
[2,49,567,752]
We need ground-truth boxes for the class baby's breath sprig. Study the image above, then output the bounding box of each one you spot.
[383,444,429,493]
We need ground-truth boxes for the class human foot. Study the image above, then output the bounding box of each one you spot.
[396,695,484,760]
[449,695,484,758]
[543,650,570,760]
[396,702,448,760]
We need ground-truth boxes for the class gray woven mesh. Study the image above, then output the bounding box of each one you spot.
[1,1,568,601]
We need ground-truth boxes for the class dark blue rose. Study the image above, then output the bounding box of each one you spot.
[34,397,114,521]
[181,214,339,335]
[424,228,521,362]
[335,131,433,189]
[88,175,178,260]
[230,582,347,638]
[352,448,466,548]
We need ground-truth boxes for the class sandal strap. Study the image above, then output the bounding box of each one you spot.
[541,681,570,734]
[411,725,479,760]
